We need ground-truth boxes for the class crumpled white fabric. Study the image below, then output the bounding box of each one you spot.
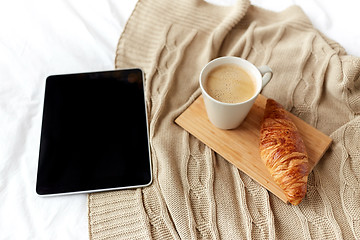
[0,0,358,238]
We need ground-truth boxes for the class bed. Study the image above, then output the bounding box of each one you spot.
[1,0,359,239]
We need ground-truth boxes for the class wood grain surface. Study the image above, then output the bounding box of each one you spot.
[175,94,332,203]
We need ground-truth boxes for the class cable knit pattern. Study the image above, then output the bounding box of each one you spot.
[88,0,360,239]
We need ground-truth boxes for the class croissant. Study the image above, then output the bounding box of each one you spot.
[259,99,309,205]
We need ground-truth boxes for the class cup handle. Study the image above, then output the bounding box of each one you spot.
[257,66,273,89]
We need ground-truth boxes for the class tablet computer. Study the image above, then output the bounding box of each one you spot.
[36,68,152,196]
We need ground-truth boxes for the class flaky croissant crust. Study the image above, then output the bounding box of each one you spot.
[260,99,309,205]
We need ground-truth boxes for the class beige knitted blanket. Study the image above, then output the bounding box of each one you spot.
[88,0,360,239]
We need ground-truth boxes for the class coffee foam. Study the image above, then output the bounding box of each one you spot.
[204,64,256,104]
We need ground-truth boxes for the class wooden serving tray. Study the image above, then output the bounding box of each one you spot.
[175,94,332,203]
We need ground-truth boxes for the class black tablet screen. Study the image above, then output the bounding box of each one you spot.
[36,69,152,196]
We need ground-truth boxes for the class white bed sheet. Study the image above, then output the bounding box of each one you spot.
[0,0,358,239]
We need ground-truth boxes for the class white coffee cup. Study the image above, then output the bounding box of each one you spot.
[199,56,273,129]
